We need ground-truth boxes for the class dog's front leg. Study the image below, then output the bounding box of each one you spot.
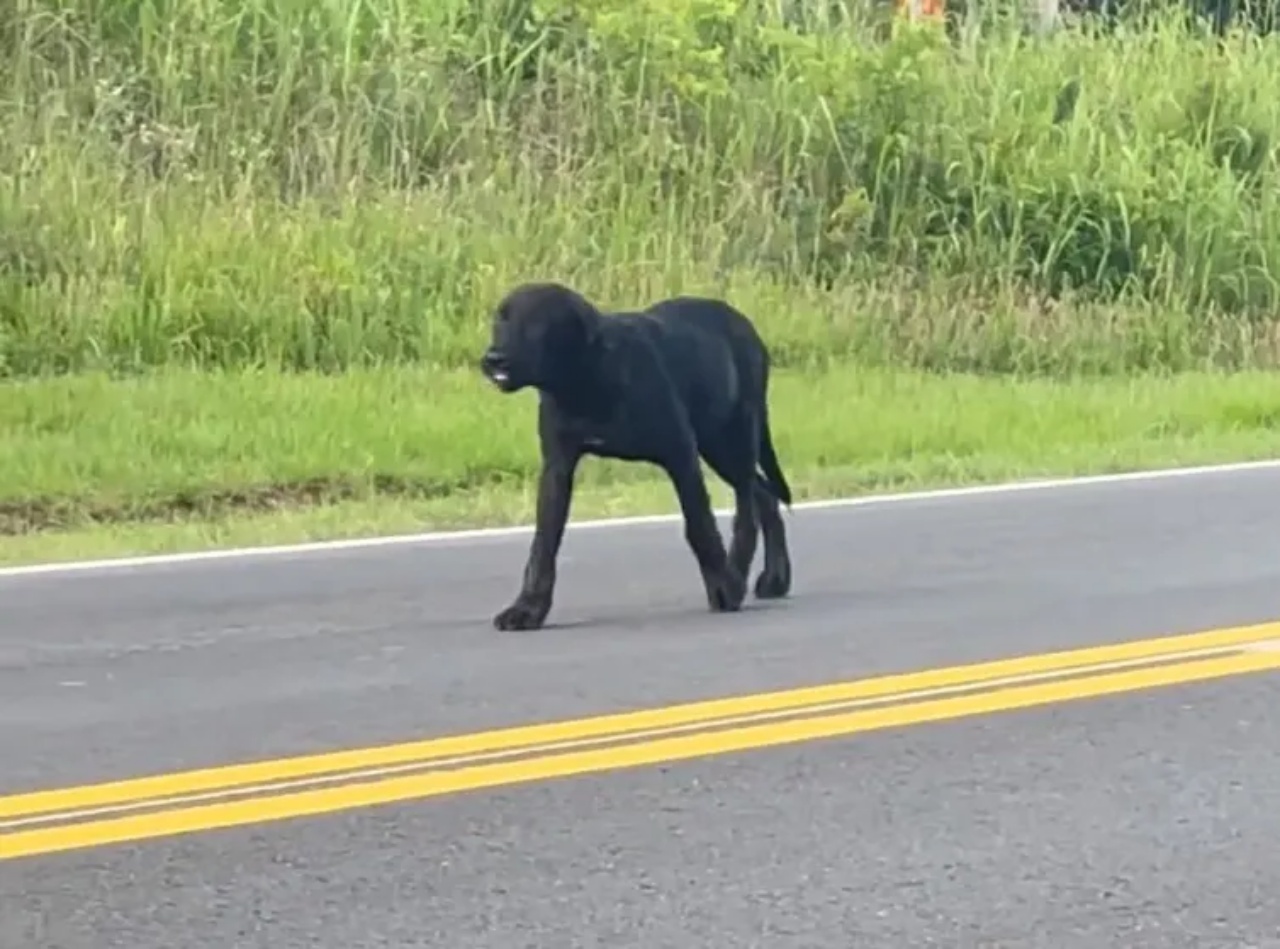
[494,456,578,631]
[665,454,747,613]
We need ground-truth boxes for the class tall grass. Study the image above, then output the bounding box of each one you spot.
[2,0,1279,379]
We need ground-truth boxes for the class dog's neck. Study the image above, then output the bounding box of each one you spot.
[537,355,616,424]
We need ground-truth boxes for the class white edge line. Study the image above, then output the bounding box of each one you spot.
[2,457,1278,579]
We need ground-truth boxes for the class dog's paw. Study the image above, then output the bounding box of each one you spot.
[754,564,791,600]
[705,567,747,613]
[493,598,550,632]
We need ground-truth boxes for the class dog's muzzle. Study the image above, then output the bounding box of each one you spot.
[480,349,514,389]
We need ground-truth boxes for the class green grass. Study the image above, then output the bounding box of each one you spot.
[2,1,1280,377]
[2,364,1278,566]
[2,0,1280,566]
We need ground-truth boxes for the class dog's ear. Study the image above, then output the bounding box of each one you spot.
[566,289,602,353]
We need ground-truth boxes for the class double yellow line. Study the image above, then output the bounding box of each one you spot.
[4,621,1280,862]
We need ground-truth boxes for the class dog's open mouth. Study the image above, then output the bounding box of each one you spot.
[480,350,515,389]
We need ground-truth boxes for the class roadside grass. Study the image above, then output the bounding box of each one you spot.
[2,363,1278,567]
[3,4,1280,379]
[4,1,1280,569]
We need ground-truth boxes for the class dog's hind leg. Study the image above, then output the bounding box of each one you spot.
[700,418,761,586]
[663,448,746,614]
[751,479,791,600]
[727,477,760,584]
[751,368,793,599]
[704,408,791,602]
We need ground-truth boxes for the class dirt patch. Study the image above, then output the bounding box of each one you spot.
[0,472,524,535]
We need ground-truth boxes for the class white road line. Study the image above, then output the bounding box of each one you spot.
[1,458,1278,579]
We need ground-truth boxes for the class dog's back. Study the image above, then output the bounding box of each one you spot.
[630,296,769,416]
[610,296,788,507]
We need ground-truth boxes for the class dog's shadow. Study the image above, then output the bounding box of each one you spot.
[504,597,792,634]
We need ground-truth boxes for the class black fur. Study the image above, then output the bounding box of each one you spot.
[478,281,794,632]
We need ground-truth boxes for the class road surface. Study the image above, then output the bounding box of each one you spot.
[3,462,1280,948]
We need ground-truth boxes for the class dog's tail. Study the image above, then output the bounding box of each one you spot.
[756,402,793,508]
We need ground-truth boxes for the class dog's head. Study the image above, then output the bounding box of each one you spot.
[480,282,601,393]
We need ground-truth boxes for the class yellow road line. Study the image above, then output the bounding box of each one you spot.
[0,645,1237,831]
[3,641,1280,861]
[3,620,1278,825]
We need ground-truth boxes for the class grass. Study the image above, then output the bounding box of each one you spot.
[2,363,1279,566]
[3,0,1280,566]
[3,2,1280,378]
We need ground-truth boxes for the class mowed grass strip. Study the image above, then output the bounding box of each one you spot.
[4,2,1280,571]
[1,364,1277,566]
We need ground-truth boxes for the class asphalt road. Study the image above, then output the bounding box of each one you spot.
[4,463,1280,948]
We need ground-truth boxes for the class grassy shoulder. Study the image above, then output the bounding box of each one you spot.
[1,363,1277,567]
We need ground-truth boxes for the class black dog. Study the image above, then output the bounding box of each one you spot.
[478,281,794,632]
